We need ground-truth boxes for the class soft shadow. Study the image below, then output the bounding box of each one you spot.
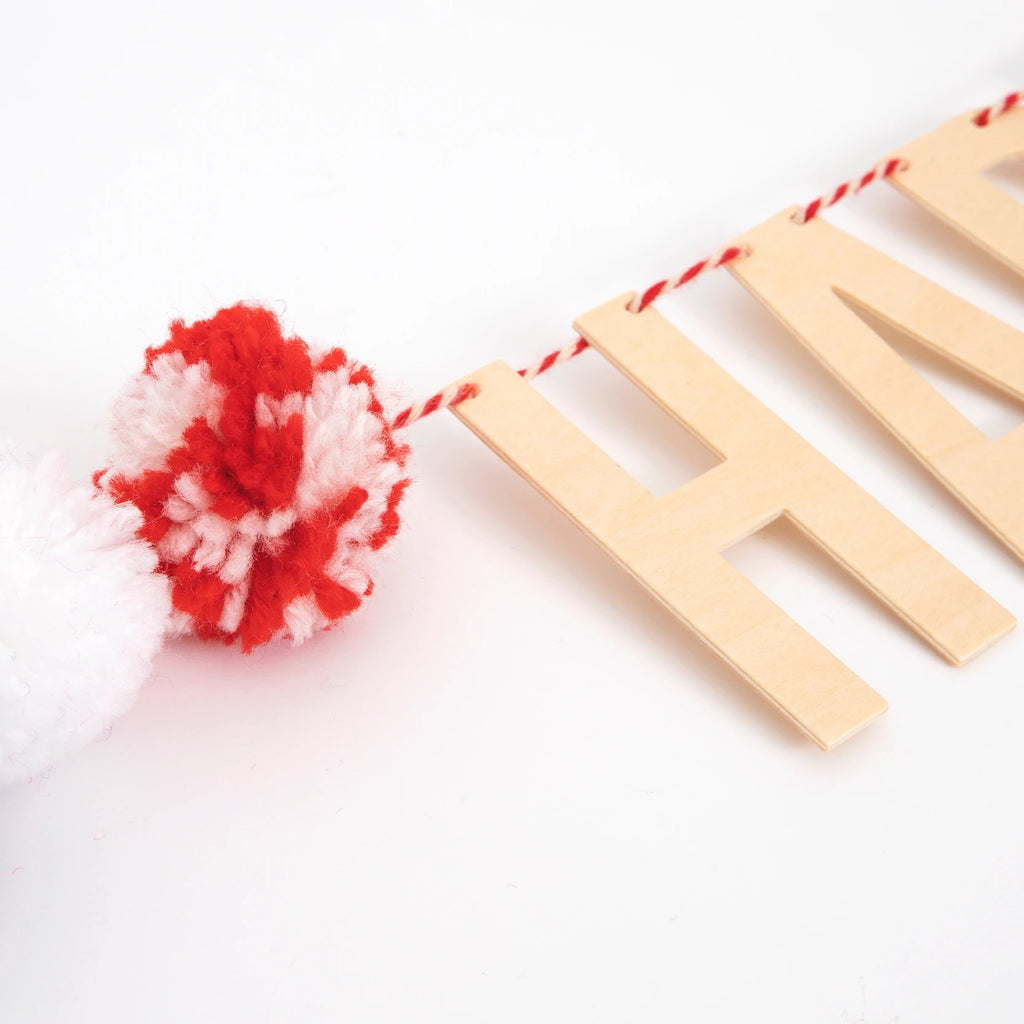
[428,421,819,754]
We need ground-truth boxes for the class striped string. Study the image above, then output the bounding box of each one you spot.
[391,247,748,428]
[625,245,750,314]
[790,158,907,225]
[391,382,479,431]
[390,88,1022,430]
[973,90,1021,127]
[519,336,590,383]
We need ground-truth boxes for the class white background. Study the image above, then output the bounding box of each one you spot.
[1,3,1022,1021]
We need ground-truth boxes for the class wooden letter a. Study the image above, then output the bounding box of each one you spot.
[891,104,1024,275]
[731,208,1024,559]
[452,296,1013,750]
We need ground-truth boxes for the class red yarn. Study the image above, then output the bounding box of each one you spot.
[102,304,409,652]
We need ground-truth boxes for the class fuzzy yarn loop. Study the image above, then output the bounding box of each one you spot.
[98,304,410,652]
[0,444,170,785]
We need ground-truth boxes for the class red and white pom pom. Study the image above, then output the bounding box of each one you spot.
[97,304,410,652]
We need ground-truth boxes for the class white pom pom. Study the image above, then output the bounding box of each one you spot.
[0,443,171,785]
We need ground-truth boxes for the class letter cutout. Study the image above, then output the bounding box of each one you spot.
[730,212,1024,559]
[887,106,1024,275]
[451,296,1014,751]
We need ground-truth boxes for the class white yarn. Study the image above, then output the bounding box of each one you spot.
[0,443,171,785]
[108,351,223,479]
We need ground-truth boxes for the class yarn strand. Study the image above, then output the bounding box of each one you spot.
[790,158,907,225]
[389,246,749,428]
[391,382,480,430]
[973,90,1021,127]
[390,88,1021,430]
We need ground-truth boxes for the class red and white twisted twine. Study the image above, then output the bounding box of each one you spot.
[391,382,479,431]
[789,158,908,225]
[391,89,1022,430]
[974,90,1021,127]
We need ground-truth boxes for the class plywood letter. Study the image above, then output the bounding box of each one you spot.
[451,296,1014,751]
[888,106,1024,275]
[730,212,1024,559]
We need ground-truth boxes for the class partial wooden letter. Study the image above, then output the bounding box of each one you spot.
[451,297,1014,751]
[888,105,1024,275]
[730,211,1024,559]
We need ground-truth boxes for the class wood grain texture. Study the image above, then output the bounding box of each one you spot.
[887,106,1024,275]
[729,210,1024,560]
[451,296,1014,750]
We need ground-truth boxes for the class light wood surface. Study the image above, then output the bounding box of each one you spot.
[729,210,1024,560]
[887,106,1024,275]
[451,296,1014,750]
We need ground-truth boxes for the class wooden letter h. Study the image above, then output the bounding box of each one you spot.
[453,296,1014,749]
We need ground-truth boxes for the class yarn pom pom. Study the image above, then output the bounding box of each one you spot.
[98,304,410,652]
[0,444,170,785]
